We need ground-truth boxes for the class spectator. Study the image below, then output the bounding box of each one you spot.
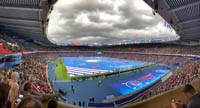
[71,85,75,92]
[58,88,67,96]
[21,83,58,102]
[0,82,10,108]
[48,99,58,108]
[79,101,81,106]
[54,76,56,81]
[17,97,42,108]
[82,101,85,107]
[98,80,101,86]
[171,84,200,108]
[73,101,76,105]
[8,72,19,107]
[142,93,147,100]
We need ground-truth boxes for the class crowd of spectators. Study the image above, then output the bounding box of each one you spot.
[13,54,53,94]
[0,53,58,108]
[0,34,21,54]
[99,52,200,102]
[136,59,200,102]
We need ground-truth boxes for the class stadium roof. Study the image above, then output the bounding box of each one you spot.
[144,0,200,45]
[0,0,199,46]
[0,0,57,46]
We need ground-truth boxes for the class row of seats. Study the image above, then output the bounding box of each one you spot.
[0,45,11,54]
[166,0,199,8]
[0,0,41,7]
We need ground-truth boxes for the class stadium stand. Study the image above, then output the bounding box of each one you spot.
[124,78,200,108]
[0,43,199,108]
[0,45,11,54]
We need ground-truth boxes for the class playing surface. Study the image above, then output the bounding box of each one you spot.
[49,64,171,104]
[63,57,148,76]
[48,57,171,104]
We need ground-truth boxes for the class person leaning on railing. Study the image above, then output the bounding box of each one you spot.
[171,84,200,108]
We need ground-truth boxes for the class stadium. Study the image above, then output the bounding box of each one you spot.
[0,0,200,108]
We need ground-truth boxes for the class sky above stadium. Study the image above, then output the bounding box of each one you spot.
[48,0,176,44]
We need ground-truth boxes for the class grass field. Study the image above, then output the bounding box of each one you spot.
[50,57,154,81]
[52,58,71,80]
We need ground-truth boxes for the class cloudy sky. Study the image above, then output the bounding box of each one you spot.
[47,0,176,44]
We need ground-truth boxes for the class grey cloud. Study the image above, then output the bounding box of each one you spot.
[48,0,175,44]
[87,13,101,23]
[114,1,162,30]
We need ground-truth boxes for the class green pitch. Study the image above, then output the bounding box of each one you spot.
[50,57,154,81]
[52,58,71,80]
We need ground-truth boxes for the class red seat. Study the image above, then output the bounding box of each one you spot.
[0,45,12,54]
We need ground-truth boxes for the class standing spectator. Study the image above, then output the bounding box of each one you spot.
[82,101,85,107]
[54,76,56,81]
[0,82,10,108]
[98,80,101,86]
[8,72,19,107]
[92,97,95,102]
[142,93,147,100]
[73,101,76,105]
[71,85,75,92]
[79,101,81,106]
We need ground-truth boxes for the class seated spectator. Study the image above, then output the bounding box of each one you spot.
[17,97,42,108]
[171,84,200,108]
[0,82,10,108]
[21,83,58,102]
[8,72,19,107]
